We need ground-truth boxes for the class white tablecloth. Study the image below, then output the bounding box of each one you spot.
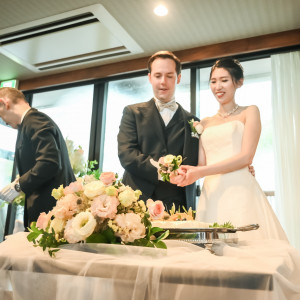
[0,232,300,300]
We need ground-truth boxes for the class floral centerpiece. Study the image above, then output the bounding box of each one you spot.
[27,172,169,256]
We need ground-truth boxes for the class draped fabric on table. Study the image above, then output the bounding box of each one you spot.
[271,51,300,250]
[1,233,300,300]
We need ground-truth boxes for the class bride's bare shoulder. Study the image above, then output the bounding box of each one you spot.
[240,105,259,113]
[200,116,218,128]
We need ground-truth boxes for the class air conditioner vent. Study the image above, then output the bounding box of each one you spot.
[0,13,98,45]
[36,48,130,71]
[0,4,143,72]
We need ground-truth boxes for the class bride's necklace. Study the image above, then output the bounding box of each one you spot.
[217,104,239,118]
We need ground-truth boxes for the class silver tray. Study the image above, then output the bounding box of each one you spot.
[161,224,259,246]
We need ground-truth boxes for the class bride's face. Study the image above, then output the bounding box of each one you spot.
[210,68,239,105]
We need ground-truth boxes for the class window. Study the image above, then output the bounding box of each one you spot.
[0,121,17,240]
[31,85,94,162]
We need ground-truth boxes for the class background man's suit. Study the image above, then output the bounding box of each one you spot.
[118,99,199,210]
[16,108,75,227]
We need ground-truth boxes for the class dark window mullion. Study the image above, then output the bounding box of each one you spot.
[89,82,108,171]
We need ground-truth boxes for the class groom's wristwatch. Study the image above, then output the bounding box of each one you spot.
[14,183,22,192]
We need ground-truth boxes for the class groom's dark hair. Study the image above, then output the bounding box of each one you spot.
[148,51,182,75]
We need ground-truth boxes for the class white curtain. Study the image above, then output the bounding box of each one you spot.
[271,51,300,250]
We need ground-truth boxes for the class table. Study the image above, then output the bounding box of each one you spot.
[0,232,300,300]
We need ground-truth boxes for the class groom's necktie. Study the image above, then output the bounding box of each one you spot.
[155,99,178,126]
[157,100,177,112]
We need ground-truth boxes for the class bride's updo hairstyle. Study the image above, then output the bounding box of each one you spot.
[210,58,244,85]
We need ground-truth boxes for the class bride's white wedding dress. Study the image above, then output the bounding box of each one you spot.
[196,120,288,241]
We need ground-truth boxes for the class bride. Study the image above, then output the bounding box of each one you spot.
[176,58,288,241]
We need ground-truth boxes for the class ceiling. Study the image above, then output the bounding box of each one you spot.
[0,0,299,82]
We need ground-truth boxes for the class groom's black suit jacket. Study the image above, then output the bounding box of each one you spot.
[118,99,199,210]
[15,108,76,228]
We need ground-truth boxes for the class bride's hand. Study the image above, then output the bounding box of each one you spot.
[177,165,204,187]
[169,166,186,185]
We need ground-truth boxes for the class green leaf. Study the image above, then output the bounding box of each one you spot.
[150,227,165,235]
[154,230,169,243]
[153,240,167,249]
[131,238,148,247]
[86,233,108,243]
[27,231,41,242]
[103,228,117,243]
[86,228,117,244]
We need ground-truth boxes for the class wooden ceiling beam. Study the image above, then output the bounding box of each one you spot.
[19,28,300,91]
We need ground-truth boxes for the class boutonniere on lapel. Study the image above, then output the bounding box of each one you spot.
[188,119,203,139]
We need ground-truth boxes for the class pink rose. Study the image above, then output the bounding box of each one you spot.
[36,212,52,230]
[64,180,83,195]
[114,213,146,243]
[91,194,120,220]
[146,199,165,220]
[52,194,79,220]
[100,172,116,185]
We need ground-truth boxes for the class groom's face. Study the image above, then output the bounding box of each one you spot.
[148,58,181,103]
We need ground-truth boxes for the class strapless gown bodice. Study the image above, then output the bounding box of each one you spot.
[196,120,287,241]
[202,120,244,165]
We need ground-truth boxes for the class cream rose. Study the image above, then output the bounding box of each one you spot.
[164,154,175,165]
[105,186,118,196]
[84,180,106,198]
[49,218,66,234]
[118,189,136,207]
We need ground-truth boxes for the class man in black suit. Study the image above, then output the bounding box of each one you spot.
[0,87,75,228]
[118,51,199,210]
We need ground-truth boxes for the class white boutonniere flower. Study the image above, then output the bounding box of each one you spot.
[188,119,203,139]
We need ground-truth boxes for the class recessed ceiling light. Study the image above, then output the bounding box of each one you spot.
[154,5,168,16]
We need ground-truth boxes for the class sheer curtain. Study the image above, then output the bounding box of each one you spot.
[271,51,300,250]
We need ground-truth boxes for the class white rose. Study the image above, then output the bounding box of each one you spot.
[164,155,175,165]
[118,189,136,207]
[72,211,97,240]
[64,219,82,243]
[84,180,106,198]
[49,218,66,234]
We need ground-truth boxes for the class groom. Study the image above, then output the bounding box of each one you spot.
[117,51,199,210]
